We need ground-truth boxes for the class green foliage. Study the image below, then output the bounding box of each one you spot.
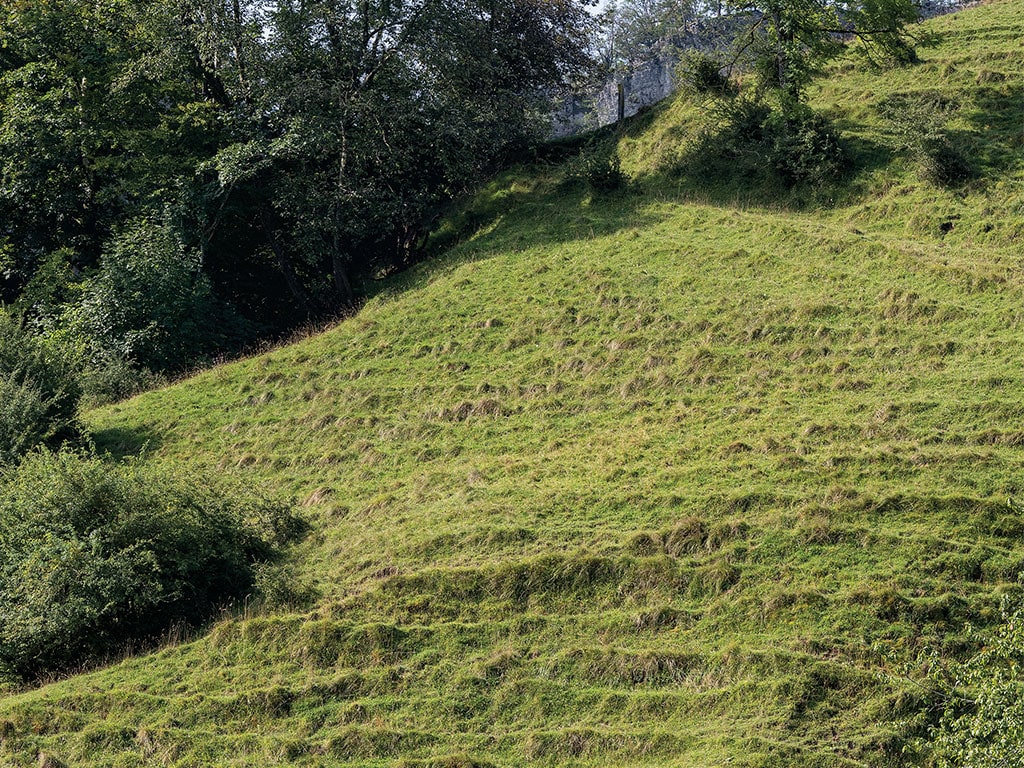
[879,91,974,186]
[66,218,245,374]
[0,309,79,464]
[566,143,628,194]
[0,450,300,681]
[681,97,845,188]
[919,602,1024,766]
[1,0,597,358]
[76,351,168,408]
[601,0,696,70]
[0,0,213,299]
[678,51,737,99]
[729,0,921,103]
[769,106,846,186]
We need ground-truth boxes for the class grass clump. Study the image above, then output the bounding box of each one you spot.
[0,450,301,682]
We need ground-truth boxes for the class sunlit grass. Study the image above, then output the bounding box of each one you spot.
[2,1,1023,765]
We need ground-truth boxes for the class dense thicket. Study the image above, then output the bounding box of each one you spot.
[0,0,595,374]
[0,451,301,681]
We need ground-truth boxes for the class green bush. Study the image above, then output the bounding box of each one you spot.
[0,451,303,681]
[0,310,80,464]
[77,351,168,408]
[681,99,846,189]
[566,143,626,195]
[678,52,736,100]
[920,602,1024,767]
[769,107,846,187]
[879,91,974,186]
[66,218,248,375]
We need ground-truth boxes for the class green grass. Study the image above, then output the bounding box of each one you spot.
[3,1,1024,765]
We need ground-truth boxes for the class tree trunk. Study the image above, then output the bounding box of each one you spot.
[331,251,354,308]
[259,207,311,315]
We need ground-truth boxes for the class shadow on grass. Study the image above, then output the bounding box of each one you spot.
[633,113,896,210]
[966,83,1024,175]
[362,94,909,305]
[90,424,162,460]
[367,152,673,300]
[385,76,1020,306]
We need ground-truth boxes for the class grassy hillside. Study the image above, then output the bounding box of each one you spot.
[3,2,1024,765]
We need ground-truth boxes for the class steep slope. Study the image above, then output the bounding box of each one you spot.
[2,2,1024,766]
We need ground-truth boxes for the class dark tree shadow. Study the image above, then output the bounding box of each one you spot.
[90,425,162,460]
[964,83,1024,176]
[630,105,896,210]
[361,80,977,307]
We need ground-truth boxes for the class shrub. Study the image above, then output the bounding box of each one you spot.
[901,606,1024,765]
[681,99,846,189]
[566,143,626,194]
[0,451,303,681]
[0,309,80,464]
[66,218,248,375]
[769,107,846,187]
[77,350,168,408]
[879,91,973,186]
[678,52,736,100]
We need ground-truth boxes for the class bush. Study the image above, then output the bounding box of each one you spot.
[769,108,846,187]
[681,99,846,189]
[77,351,168,408]
[66,218,248,375]
[678,52,736,100]
[566,143,627,194]
[918,602,1024,767]
[0,450,303,681]
[0,310,80,464]
[879,91,973,186]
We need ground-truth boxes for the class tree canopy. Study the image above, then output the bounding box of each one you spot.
[1,0,597,370]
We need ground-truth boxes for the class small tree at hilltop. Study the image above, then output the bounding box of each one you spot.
[674,0,921,188]
[723,0,922,110]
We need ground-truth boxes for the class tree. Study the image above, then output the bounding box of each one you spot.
[723,0,921,108]
[666,0,921,189]
[63,217,244,374]
[603,0,697,71]
[201,0,597,314]
[0,0,223,306]
[1,0,597,364]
